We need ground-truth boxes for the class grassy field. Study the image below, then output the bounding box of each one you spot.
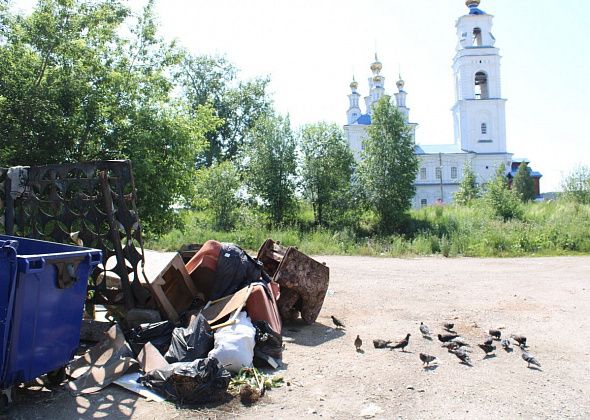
[146,199,590,257]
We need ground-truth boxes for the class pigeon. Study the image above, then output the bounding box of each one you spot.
[419,353,437,366]
[442,341,472,352]
[478,343,496,355]
[391,333,411,352]
[438,333,459,343]
[331,315,345,329]
[500,338,512,351]
[521,351,541,368]
[441,341,459,350]
[489,329,501,340]
[443,322,455,332]
[373,339,392,349]
[511,334,527,347]
[450,336,471,347]
[483,335,494,346]
[354,335,363,352]
[449,347,472,365]
[419,322,431,337]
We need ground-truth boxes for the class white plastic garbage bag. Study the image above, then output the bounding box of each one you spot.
[208,311,256,373]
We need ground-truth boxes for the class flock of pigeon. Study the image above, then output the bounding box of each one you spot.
[330,315,541,370]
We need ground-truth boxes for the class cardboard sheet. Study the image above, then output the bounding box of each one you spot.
[201,285,252,327]
[138,342,169,373]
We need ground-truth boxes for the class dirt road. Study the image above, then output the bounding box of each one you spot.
[9,256,590,419]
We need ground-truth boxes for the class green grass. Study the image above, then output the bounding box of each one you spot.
[146,199,590,257]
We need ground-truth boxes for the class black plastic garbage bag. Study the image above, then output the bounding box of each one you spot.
[139,357,231,405]
[165,313,213,363]
[127,321,175,356]
[253,320,283,367]
[211,243,269,301]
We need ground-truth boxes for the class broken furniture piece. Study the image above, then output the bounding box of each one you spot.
[257,239,329,324]
[185,240,222,300]
[142,250,200,323]
[246,282,282,334]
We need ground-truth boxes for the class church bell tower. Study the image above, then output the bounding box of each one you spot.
[452,0,507,154]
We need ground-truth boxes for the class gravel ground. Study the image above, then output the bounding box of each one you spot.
[7,255,590,419]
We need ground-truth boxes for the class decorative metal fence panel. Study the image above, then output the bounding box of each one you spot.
[1,160,152,309]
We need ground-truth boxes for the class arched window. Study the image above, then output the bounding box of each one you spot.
[475,71,489,99]
[473,27,482,46]
[481,123,487,134]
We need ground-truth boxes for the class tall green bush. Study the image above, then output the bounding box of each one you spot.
[512,162,535,202]
[561,164,590,204]
[454,164,480,205]
[243,113,297,225]
[299,122,356,227]
[359,97,418,233]
[484,163,523,221]
[194,160,241,230]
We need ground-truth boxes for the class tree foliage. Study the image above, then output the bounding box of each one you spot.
[194,160,241,230]
[178,54,273,166]
[512,162,535,202]
[299,122,355,227]
[454,163,480,205]
[0,0,220,235]
[359,97,418,232]
[243,113,296,225]
[484,163,522,220]
[560,164,590,204]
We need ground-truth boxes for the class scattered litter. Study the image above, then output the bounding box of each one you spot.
[209,311,256,374]
[113,372,165,402]
[230,367,283,405]
[127,320,175,356]
[253,320,283,368]
[0,233,331,412]
[139,357,231,405]
[165,313,213,363]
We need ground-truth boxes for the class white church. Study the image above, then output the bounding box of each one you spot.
[344,0,541,208]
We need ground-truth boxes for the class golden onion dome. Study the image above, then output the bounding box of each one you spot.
[396,76,405,91]
[373,75,384,83]
[370,60,382,72]
[466,0,480,7]
[370,53,382,72]
[350,77,358,90]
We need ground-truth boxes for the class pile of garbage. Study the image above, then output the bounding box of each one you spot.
[70,239,329,406]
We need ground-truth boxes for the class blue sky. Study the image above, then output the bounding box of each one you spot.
[10,0,590,192]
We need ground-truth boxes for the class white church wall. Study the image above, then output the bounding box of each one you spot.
[345,1,516,210]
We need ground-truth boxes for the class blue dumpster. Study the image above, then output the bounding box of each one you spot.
[0,235,101,406]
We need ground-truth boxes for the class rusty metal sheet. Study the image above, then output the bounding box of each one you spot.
[257,239,330,324]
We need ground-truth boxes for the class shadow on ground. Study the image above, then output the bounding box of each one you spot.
[282,320,345,346]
